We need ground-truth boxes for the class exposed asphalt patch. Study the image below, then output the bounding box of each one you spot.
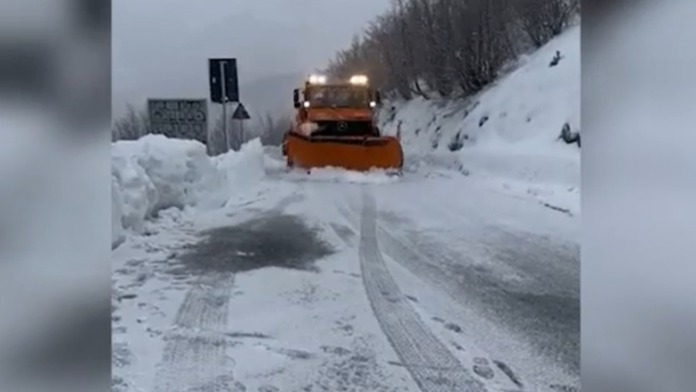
[444,322,463,333]
[117,293,137,301]
[540,201,573,216]
[320,345,352,356]
[494,360,524,389]
[224,331,272,339]
[176,214,334,274]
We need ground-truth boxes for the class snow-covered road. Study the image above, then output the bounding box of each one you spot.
[112,151,579,392]
[111,20,580,392]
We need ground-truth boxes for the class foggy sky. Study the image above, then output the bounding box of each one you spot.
[112,0,391,117]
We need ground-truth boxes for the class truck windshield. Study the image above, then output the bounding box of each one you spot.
[306,86,369,108]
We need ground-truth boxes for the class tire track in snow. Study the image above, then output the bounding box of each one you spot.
[153,274,240,392]
[358,190,488,392]
[375,210,580,391]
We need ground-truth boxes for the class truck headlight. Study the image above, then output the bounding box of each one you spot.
[350,75,368,84]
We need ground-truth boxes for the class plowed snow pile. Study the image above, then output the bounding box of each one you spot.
[111,135,266,248]
[379,25,580,214]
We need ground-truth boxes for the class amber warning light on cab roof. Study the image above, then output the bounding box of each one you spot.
[308,74,327,84]
[306,74,369,85]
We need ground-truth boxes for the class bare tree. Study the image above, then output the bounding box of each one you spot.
[513,0,580,48]
[325,0,578,101]
[112,104,150,141]
[257,112,291,146]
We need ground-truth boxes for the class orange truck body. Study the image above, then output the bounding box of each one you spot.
[282,77,403,173]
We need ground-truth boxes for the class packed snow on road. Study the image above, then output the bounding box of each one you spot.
[112,24,579,392]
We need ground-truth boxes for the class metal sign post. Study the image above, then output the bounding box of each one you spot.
[232,103,251,147]
[209,58,239,152]
[219,61,229,151]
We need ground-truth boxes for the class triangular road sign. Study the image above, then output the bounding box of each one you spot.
[232,103,251,120]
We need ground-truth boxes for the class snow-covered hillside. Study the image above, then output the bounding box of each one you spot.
[379,25,580,214]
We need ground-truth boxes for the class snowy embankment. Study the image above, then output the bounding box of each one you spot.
[378,25,580,214]
[111,135,266,248]
[110,135,408,249]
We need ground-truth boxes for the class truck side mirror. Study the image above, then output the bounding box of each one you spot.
[293,89,301,108]
[374,91,382,105]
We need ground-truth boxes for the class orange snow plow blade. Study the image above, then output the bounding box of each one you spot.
[284,132,403,173]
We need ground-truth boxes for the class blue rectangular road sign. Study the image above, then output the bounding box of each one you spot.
[209,58,239,103]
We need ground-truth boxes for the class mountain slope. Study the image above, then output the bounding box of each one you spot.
[379,25,580,214]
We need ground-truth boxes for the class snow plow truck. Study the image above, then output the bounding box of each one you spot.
[282,74,403,173]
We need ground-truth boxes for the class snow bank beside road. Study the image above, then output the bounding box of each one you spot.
[211,139,266,208]
[111,135,266,247]
[378,25,580,212]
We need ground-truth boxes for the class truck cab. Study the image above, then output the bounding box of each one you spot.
[292,75,382,137]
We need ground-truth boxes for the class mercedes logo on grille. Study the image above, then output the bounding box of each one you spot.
[337,121,348,131]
